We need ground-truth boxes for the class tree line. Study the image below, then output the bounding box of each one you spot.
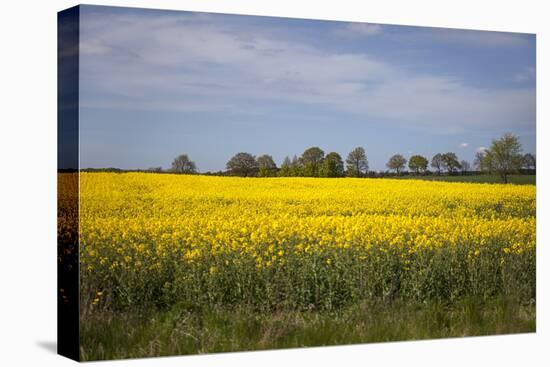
[166,133,535,183]
[171,146,369,178]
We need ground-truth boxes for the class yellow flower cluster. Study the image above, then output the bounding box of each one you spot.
[74,173,535,308]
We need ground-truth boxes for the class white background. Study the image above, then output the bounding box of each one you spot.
[0,0,547,365]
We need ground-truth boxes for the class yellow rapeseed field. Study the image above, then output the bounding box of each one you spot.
[74,173,536,311]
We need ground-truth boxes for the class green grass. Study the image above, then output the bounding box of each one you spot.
[80,296,535,361]
[397,174,535,185]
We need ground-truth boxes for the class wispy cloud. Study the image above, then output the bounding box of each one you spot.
[337,23,383,37]
[459,143,469,148]
[79,8,535,135]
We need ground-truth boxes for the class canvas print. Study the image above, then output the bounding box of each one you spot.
[58,4,536,361]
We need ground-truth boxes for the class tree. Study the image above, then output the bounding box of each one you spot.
[473,151,486,171]
[257,154,277,177]
[441,152,461,174]
[171,154,197,174]
[485,133,523,183]
[320,152,344,177]
[460,160,471,174]
[386,154,407,174]
[279,156,293,177]
[290,155,303,176]
[431,153,443,175]
[408,155,428,175]
[226,152,258,177]
[474,150,497,173]
[345,147,369,177]
[300,147,325,177]
[522,153,536,171]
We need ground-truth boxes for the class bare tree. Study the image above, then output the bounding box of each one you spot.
[345,147,369,177]
[431,153,443,175]
[473,151,486,171]
[171,154,197,174]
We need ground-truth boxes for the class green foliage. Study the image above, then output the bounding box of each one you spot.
[257,154,277,177]
[484,133,524,183]
[474,151,485,171]
[290,155,303,177]
[81,239,535,314]
[278,156,293,177]
[386,154,407,174]
[441,152,461,173]
[300,147,325,177]
[81,238,535,359]
[320,152,345,177]
[80,295,535,360]
[408,155,429,174]
[397,174,535,185]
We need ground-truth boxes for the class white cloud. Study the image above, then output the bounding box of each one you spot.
[338,23,383,37]
[78,10,535,134]
[477,146,488,152]
[459,143,469,148]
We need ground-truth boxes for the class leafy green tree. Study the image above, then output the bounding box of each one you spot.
[441,152,461,174]
[475,149,495,173]
[279,156,293,177]
[300,147,325,177]
[226,152,258,177]
[290,155,303,176]
[320,152,344,177]
[484,133,523,183]
[257,154,277,177]
[345,147,369,177]
[171,154,197,174]
[408,155,428,175]
[386,154,407,174]
[430,153,443,175]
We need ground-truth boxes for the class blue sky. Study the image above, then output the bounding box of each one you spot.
[78,5,536,172]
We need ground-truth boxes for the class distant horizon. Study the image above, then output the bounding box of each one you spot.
[76,5,536,172]
[78,142,535,173]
